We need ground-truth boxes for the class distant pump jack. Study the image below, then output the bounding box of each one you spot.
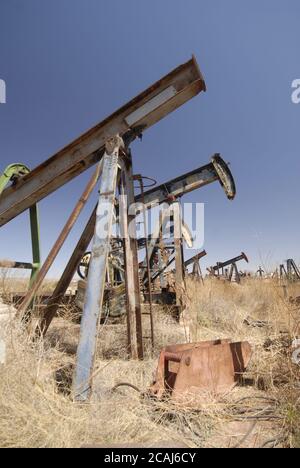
[0,79,6,104]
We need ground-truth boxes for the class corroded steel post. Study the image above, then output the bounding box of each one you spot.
[119,156,143,360]
[73,136,122,401]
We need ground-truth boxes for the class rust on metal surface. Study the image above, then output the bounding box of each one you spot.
[184,250,207,268]
[119,157,143,360]
[38,206,97,336]
[149,339,252,400]
[0,57,205,227]
[134,174,155,351]
[0,260,34,270]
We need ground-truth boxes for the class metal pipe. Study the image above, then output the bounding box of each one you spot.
[135,175,155,351]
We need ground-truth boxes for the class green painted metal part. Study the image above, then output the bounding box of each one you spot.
[0,163,41,285]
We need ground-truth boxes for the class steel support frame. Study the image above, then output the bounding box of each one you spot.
[286,259,300,281]
[119,161,143,360]
[73,136,144,400]
[41,154,237,334]
[134,175,154,352]
[73,136,121,401]
[0,163,41,287]
[228,262,240,284]
[171,202,185,307]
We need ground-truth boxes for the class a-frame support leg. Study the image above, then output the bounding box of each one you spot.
[172,201,185,307]
[38,205,97,336]
[73,136,122,401]
[119,155,143,360]
[229,263,240,283]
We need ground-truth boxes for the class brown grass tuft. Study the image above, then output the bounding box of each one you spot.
[0,276,299,448]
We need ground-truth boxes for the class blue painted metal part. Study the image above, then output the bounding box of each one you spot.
[73,138,121,401]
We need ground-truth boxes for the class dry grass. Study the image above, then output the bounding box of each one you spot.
[0,276,299,448]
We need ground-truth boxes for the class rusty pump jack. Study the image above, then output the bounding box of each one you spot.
[0,56,249,402]
[208,252,249,284]
[0,56,206,401]
[70,153,236,312]
[280,259,300,282]
[185,250,207,281]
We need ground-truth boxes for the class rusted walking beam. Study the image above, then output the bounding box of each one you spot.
[136,154,236,208]
[0,57,205,227]
[184,250,207,268]
[210,252,249,272]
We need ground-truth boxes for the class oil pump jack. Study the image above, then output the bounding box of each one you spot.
[208,252,249,283]
[280,259,300,282]
[0,56,251,401]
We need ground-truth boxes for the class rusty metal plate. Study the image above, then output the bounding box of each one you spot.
[150,339,252,400]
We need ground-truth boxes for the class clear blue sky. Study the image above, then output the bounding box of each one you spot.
[0,0,299,278]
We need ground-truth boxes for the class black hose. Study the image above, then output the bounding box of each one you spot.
[111,382,141,393]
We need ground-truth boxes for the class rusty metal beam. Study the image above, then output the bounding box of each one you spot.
[0,260,34,270]
[0,57,205,227]
[136,154,236,208]
[184,250,207,268]
[119,157,143,360]
[38,206,96,336]
[210,252,249,271]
